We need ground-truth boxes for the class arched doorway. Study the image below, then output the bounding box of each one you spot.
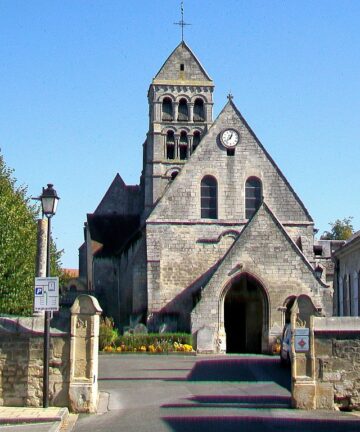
[224,274,268,354]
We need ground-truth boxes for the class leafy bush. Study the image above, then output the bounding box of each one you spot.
[99,317,118,350]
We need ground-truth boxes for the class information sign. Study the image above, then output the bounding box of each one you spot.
[34,277,59,312]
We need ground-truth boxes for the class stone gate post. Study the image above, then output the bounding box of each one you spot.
[69,295,102,413]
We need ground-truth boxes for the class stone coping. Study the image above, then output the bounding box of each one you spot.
[313,316,360,332]
[0,317,67,336]
[0,407,68,425]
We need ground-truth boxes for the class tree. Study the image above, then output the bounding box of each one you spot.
[320,217,354,241]
[0,151,63,316]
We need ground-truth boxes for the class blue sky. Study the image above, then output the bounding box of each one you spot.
[1,0,359,268]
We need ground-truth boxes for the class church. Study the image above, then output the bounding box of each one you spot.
[78,40,333,354]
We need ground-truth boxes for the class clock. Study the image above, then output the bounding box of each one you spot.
[220,128,239,148]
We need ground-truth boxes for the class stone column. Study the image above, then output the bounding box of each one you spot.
[154,101,161,122]
[188,103,194,122]
[69,295,102,413]
[174,102,179,122]
[33,219,48,317]
[290,299,316,409]
[175,135,180,159]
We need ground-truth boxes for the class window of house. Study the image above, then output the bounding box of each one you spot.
[179,131,188,160]
[166,131,175,159]
[178,98,189,121]
[194,98,205,122]
[201,175,217,219]
[180,63,185,71]
[192,131,201,151]
[245,177,262,219]
[162,97,173,121]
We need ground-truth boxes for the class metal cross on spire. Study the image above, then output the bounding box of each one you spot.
[174,2,191,42]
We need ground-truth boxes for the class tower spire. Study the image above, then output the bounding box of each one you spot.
[173,1,191,42]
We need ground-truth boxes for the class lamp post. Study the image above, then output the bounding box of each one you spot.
[39,184,60,408]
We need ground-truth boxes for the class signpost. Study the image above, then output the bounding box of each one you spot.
[294,327,310,352]
[34,277,59,312]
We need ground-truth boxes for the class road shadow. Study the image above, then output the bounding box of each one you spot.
[186,357,291,391]
[162,415,360,432]
[162,394,291,409]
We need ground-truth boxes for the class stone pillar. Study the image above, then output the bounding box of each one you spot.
[34,219,48,317]
[36,218,48,277]
[69,295,102,413]
[175,136,180,159]
[174,102,179,122]
[188,103,194,122]
[205,103,213,123]
[290,299,316,409]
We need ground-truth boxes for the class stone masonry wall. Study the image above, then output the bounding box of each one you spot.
[313,317,360,410]
[0,317,69,407]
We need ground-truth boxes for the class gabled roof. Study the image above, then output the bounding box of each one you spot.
[152,41,213,86]
[226,99,313,222]
[94,173,141,216]
[200,201,327,293]
[147,98,313,223]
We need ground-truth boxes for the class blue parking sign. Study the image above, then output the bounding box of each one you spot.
[35,287,43,296]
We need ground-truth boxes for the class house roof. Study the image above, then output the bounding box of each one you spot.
[87,213,141,257]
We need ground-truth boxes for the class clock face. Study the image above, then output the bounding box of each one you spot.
[221,129,239,148]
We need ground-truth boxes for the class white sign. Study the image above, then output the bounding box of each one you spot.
[295,328,309,336]
[295,335,309,352]
[34,277,59,312]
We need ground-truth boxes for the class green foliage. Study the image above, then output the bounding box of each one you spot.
[321,217,354,240]
[0,151,64,316]
[114,333,193,352]
[99,317,119,350]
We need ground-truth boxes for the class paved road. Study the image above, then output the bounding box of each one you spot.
[73,354,360,432]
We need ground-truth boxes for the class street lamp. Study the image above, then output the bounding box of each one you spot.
[39,184,60,408]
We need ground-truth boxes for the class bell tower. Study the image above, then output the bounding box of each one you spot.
[142,41,214,217]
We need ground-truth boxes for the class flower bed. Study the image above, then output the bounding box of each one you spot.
[102,332,194,354]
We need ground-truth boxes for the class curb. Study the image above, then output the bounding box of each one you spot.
[0,407,69,426]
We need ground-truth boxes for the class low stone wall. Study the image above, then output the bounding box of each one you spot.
[0,294,102,411]
[0,316,69,407]
[313,317,360,411]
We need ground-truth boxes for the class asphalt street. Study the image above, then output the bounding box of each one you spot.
[73,354,360,432]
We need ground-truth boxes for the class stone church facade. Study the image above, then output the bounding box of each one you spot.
[79,42,332,353]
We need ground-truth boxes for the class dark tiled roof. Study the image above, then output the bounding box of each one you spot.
[87,213,141,257]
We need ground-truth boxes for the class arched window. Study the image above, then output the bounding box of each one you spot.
[245,177,262,219]
[201,176,217,219]
[166,131,175,160]
[178,98,189,121]
[193,131,201,151]
[194,98,205,122]
[162,98,173,121]
[179,131,188,160]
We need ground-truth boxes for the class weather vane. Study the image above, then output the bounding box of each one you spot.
[174,2,191,42]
